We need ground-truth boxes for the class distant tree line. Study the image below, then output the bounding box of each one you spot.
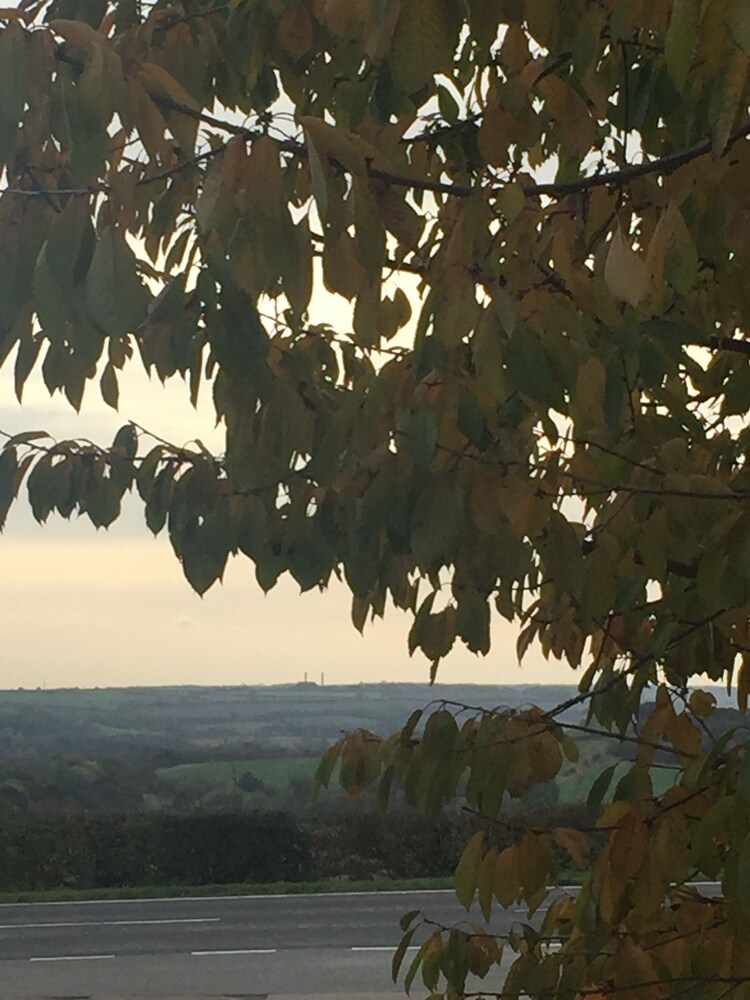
[0,802,589,892]
[0,812,308,890]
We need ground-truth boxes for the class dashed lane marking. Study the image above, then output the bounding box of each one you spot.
[191,949,277,956]
[2,917,220,930]
[29,954,115,963]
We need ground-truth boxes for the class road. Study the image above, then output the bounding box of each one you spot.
[0,889,519,999]
[0,885,720,999]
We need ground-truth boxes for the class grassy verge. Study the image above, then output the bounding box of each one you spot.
[0,872,590,905]
[0,875,456,905]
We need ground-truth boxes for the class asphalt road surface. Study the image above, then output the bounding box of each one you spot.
[0,888,530,999]
[0,885,720,999]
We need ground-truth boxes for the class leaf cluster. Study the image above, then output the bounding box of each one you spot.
[4,1,750,996]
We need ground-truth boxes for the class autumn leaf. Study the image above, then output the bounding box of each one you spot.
[604,227,650,308]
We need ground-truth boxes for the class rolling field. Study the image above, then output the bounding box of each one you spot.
[156,756,320,793]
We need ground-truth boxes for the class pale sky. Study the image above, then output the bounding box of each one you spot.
[0,309,570,690]
[0,3,569,691]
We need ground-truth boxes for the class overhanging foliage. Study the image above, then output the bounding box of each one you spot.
[2,1,750,996]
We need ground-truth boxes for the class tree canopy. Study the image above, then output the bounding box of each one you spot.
[3,0,750,996]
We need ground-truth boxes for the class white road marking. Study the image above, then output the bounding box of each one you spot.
[191,949,276,956]
[30,954,115,963]
[541,941,563,955]
[351,946,419,952]
[1,917,220,930]
[0,888,459,908]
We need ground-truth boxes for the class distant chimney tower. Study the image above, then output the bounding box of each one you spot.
[320,672,325,686]
[304,672,308,683]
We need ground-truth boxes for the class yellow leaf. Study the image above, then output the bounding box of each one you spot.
[529,729,563,783]
[477,847,497,920]
[221,137,249,201]
[561,733,579,763]
[323,230,367,299]
[49,18,102,51]
[537,74,596,159]
[375,187,423,248]
[552,827,590,869]
[478,102,511,167]
[517,830,552,898]
[300,115,366,176]
[493,845,520,908]
[689,689,717,718]
[455,830,484,909]
[139,62,198,153]
[609,807,648,881]
[604,226,649,308]
[317,0,370,39]
[139,62,198,111]
[644,204,674,312]
[596,799,632,829]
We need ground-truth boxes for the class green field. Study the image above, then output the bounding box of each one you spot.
[157,756,320,793]
[556,732,680,804]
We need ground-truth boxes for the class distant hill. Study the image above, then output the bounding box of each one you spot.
[0,682,738,760]
[0,683,583,758]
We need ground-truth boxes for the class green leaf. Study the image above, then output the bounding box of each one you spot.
[26,459,55,523]
[665,0,700,93]
[177,510,233,595]
[456,587,491,655]
[399,909,422,932]
[288,531,337,591]
[403,407,439,471]
[496,182,525,224]
[0,21,26,153]
[422,709,459,760]
[409,592,437,655]
[400,708,423,746]
[112,424,138,460]
[587,763,618,811]
[304,125,330,223]
[13,333,44,403]
[136,446,164,503]
[710,44,749,156]
[392,926,417,981]
[82,469,123,529]
[61,69,109,182]
[145,467,174,535]
[378,764,395,812]
[403,943,424,994]
[727,0,750,54]
[87,227,150,337]
[313,743,341,797]
[411,479,463,567]
[391,0,456,95]
[5,431,49,447]
[100,361,119,410]
[507,329,556,404]
[455,830,484,910]
[663,205,699,295]
[0,446,17,530]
